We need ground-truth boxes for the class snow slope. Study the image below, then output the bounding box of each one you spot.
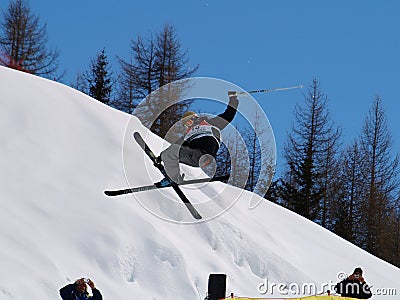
[0,66,399,299]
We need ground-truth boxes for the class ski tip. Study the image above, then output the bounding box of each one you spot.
[133,131,141,140]
[133,131,145,147]
[192,211,202,219]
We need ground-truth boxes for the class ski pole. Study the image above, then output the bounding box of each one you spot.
[237,85,304,95]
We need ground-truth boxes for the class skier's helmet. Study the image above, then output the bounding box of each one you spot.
[181,111,198,124]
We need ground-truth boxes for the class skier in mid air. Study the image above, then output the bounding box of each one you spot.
[155,91,239,187]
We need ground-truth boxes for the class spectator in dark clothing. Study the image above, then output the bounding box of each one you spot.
[156,91,239,186]
[60,278,102,300]
[335,267,372,299]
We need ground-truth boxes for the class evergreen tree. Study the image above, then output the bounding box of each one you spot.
[394,200,400,266]
[0,0,61,78]
[214,109,275,196]
[358,96,399,256]
[332,141,364,243]
[113,57,136,114]
[242,110,275,193]
[71,71,87,94]
[319,127,342,228]
[381,207,400,266]
[115,35,155,113]
[116,24,198,140]
[221,125,249,189]
[281,79,341,222]
[84,48,113,104]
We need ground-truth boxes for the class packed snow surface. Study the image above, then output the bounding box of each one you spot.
[0,66,399,299]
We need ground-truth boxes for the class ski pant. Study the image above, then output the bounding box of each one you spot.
[160,144,207,184]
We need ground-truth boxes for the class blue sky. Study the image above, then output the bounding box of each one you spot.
[4,0,399,174]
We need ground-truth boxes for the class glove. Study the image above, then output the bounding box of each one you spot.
[228,91,237,98]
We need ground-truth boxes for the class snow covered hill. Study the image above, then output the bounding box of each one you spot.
[0,66,399,299]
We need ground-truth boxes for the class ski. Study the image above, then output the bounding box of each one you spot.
[104,175,229,196]
[133,132,203,220]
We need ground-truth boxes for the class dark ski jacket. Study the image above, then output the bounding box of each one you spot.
[60,283,103,300]
[334,278,372,299]
[176,97,238,157]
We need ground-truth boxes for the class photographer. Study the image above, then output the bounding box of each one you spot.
[60,278,102,300]
[335,267,372,299]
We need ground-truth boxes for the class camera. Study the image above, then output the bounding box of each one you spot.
[84,278,90,283]
[354,274,359,279]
